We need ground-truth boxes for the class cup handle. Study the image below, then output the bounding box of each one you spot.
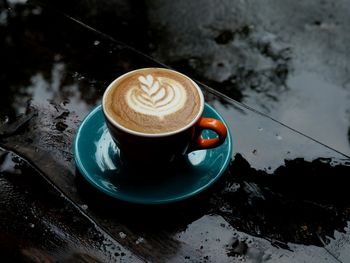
[190,117,227,151]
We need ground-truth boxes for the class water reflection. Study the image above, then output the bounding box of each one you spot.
[3,0,350,155]
[0,2,109,127]
[143,0,350,155]
[279,72,350,155]
[176,214,336,263]
[27,63,92,115]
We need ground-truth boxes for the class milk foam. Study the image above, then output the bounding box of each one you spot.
[125,74,187,119]
[104,68,201,134]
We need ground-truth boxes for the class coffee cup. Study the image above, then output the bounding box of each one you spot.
[102,68,227,165]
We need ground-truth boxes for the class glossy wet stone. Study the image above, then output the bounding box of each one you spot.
[1,1,350,262]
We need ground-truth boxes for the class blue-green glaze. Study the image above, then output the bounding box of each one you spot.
[74,104,232,204]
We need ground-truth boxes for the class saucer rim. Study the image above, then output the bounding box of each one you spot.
[74,103,233,204]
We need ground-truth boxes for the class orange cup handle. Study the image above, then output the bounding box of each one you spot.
[191,117,227,151]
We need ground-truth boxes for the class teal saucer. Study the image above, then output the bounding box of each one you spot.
[74,104,232,204]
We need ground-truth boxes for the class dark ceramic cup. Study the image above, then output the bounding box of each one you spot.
[102,68,227,165]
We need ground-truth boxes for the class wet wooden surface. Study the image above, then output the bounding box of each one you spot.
[1,1,350,262]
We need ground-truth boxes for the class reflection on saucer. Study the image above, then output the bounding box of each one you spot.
[188,150,207,165]
[95,127,119,172]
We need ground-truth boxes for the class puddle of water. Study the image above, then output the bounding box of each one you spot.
[277,72,350,155]
[27,63,92,116]
[143,0,350,156]
[175,215,336,263]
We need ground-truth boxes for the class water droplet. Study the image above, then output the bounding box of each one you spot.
[258,127,263,131]
[72,72,84,80]
[239,236,247,242]
[94,40,100,46]
[3,115,9,123]
[135,237,144,244]
[276,134,282,140]
[81,204,88,210]
[225,182,240,193]
[263,251,272,261]
[246,238,253,245]
[29,223,35,228]
[119,232,126,239]
[32,7,42,15]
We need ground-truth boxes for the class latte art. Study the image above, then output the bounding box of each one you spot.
[126,74,187,119]
[104,68,202,134]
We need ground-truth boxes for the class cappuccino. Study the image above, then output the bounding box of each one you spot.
[104,68,202,134]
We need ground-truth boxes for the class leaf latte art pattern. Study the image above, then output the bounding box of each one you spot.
[126,74,187,118]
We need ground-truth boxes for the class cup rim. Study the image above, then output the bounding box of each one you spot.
[102,67,205,138]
